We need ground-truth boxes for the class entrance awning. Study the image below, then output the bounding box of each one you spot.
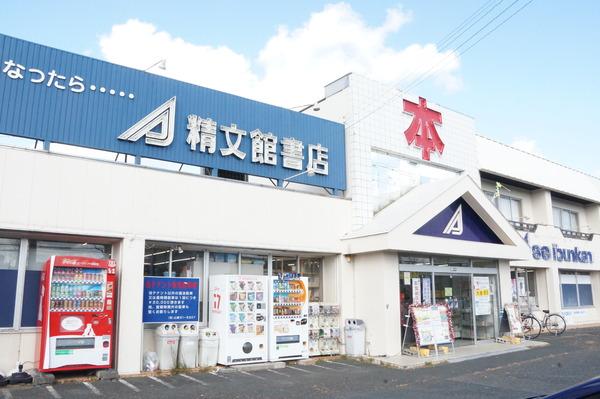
[342,175,530,260]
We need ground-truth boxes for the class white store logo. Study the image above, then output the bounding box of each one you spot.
[443,204,463,236]
[117,97,176,147]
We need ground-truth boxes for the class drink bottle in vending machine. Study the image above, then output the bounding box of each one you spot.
[268,274,309,361]
[38,256,117,372]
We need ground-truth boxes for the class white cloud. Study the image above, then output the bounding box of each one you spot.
[510,137,543,156]
[98,3,461,107]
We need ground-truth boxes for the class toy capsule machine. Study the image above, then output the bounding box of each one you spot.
[38,256,117,372]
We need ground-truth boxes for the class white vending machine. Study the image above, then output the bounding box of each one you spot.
[269,274,309,361]
[209,275,268,365]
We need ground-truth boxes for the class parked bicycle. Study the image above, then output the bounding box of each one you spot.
[521,310,567,339]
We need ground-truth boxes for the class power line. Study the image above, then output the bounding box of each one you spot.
[345,0,534,130]
[438,0,503,51]
[405,0,534,93]
[403,0,522,93]
[393,0,504,94]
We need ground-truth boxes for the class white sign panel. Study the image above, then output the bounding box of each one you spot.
[422,277,432,305]
[412,278,421,305]
[473,276,491,316]
[410,305,454,346]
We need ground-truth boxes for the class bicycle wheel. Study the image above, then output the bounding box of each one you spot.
[521,315,542,340]
[545,313,567,335]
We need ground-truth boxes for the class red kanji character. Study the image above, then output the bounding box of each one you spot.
[403,97,444,161]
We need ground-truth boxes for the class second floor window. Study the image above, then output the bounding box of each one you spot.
[553,207,579,232]
[484,191,522,222]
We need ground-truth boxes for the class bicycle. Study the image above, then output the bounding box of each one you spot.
[521,310,567,340]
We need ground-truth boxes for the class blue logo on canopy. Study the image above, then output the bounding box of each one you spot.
[414,197,502,244]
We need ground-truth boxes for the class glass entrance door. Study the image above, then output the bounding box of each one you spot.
[399,271,433,347]
[434,274,474,345]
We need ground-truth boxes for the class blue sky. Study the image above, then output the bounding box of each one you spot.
[1,1,599,176]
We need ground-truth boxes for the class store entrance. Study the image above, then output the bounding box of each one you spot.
[434,274,474,345]
[399,257,500,349]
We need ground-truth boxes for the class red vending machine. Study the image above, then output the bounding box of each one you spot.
[38,256,117,372]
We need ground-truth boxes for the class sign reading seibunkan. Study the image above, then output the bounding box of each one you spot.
[0,34,346,191]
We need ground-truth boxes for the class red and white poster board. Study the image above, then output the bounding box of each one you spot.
[504,303,523,336]
[409,304,455,348]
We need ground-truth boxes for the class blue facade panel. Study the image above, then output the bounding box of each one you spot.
[0,34,346,190]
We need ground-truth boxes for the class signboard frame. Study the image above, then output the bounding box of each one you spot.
[408,303,455,357]
[142,276,201,323]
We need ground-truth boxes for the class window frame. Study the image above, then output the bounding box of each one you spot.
[553,206,579,232]
[1,237,112,332]
[483,191,522,222]
[560,271,594,308]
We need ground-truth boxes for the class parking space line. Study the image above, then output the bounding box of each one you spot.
[310,364,336,371]
[148,376,175,389]
[287,365,313,374]
[82,382,102,396]
[118,379,140,392]
[324,360,360,368]
[1,388,13,399]
[210,371,230,380]
[46,386,62,399]
[267,369,290,377]
[239,370,266,380]
[180,373,209,386]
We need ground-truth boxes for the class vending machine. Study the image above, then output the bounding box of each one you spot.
[209,275,268,365]
[269,274,309,361]
[38,256,117,372]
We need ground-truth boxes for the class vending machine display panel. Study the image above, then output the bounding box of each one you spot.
[38,256,117,372]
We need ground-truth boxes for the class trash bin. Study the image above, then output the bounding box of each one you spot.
[344,319,365,356]
[155,323,180,370]
[198,328,219,368]
[178,323,200,368]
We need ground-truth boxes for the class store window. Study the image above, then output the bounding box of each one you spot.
[371,151,458,212]
[241,254,267,275]
[560,271,593,307]
[144,247,198,277]
[553,207,579,232]
[433,257,469,268]
[300,258,322,302]
[484,192,522,222]
[0,238,20,328]
[272,256,298,275]
[144,245,204,322]
[209,252,238,275]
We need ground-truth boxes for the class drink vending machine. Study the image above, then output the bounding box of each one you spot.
[209,275,269,365]
[38,256,117,372]
[269,275,309,361]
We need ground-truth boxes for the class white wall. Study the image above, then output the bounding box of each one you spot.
[0,146,352,374]
[351,252,401,357]
[312,74,479,231]
[0,146,352,253]
[477,135,600,204]
[0,330,38,375]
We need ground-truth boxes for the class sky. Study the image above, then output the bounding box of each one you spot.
[1,1,599,177]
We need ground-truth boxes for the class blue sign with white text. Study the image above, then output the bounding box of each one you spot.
[142,277,200,323]
[415,197,502,244]
[0,34,346,191]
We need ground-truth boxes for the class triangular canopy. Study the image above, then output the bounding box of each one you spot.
[342,175,530,260]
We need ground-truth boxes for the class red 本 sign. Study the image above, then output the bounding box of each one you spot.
[403,97,444,161]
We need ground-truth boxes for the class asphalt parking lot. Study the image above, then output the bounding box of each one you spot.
[3,327,600,399]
